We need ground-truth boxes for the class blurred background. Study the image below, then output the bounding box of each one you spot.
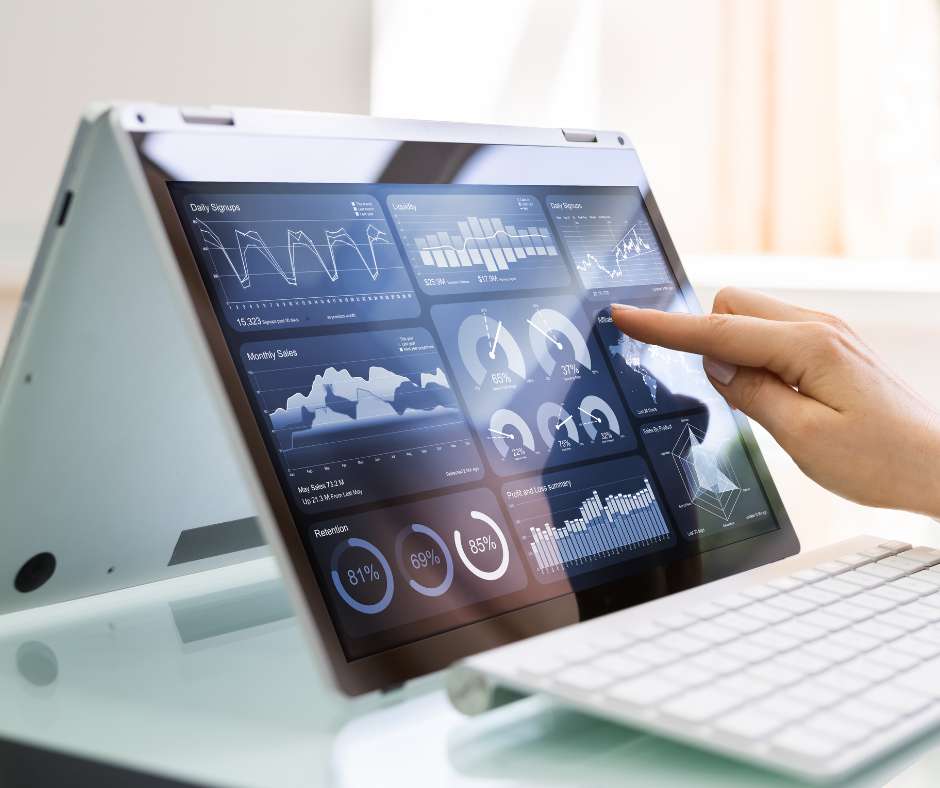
[2,0,939,544]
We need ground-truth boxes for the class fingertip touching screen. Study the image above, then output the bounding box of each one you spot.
[167,171,782,662]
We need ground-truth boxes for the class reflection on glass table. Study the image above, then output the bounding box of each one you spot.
[0,558,938,787]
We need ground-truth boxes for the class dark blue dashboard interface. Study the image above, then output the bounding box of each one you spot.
[170,183,779,659]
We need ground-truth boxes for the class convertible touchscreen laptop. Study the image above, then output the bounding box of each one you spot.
[0,104,797,687]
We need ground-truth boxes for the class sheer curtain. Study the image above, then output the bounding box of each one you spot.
[372,0,940,259]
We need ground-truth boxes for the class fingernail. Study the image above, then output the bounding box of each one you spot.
[703,356,738,385]
[610,303,636,311]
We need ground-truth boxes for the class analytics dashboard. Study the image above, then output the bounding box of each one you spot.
[170,183,779,660]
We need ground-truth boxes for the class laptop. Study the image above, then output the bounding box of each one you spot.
[4,103,940,783]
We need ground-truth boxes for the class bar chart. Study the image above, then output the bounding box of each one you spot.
[413,216,558,273]
[388,193,570,295]
[502,458,674,582]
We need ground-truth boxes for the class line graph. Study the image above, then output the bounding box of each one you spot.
[177,191,418,331]
[242,329,483,514]
[547,191,676,299]
[389,193,570,295]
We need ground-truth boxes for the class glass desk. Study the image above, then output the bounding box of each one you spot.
[0,557,937,787]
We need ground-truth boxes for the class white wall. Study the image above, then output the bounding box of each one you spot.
[0,0,373,287]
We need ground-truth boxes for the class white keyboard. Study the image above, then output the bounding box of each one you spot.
[450,536,940,783]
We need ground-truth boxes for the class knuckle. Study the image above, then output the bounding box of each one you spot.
[712,286,738,313]
[804,321,846,358]
[731,371,768,413]
[703,310,733,335]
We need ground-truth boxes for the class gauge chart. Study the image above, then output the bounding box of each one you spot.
[172,189,419,330]
[432,296,635,475]
[388,193,570,295]
[546,191,676,301]
[595,308,717,417]
[241,328,483,514]
[308,488,528,641]
[502,458,675,583]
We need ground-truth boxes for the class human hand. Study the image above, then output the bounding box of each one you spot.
[611,288,940,518]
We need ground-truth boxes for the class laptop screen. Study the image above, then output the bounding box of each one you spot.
[167,180,780,660]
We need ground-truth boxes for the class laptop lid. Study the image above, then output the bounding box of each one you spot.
[131,105,798,695]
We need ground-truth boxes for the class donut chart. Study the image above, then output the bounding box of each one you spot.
[395,523,454,598]
[454,510,510,582]
[330,537,395,615]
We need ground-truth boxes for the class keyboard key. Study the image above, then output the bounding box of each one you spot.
[766,593,818,615]
[835,698,901,729]
[842,656,896,683]
[688,601,725,619]
[587,631,632,652]
[861,546,898,560]
[741,584,779,602]
[556,665,616,692]
[715,673,774,700]
[756,695,813,723]
[790,585,840,606]
[910,571,940,589]
[804,711,873,744]
[777,650,830,675]
[848,591,897,613]
[798,610,851,634]
[827,629,880,653]
[658,612,696,630]
[690,651,744,676]
[607,675,679,707]
[713,592,752,610]
[685,621,739,645]
[775,619,826,643]
[748,661,804,687]
[878,540,913,553]
[869,584,919,604]
[897,547,940,567]
[893,635,940,660]
[768,576,803,592]
[815,668,869,695]
[712,611,765,634]
[741,602,792,625]
[802,639,856,664]
[656,661,715,688]
[621,642,676,667]
[852,619,906,642]
[590,654,650,679]
[873,611,924,633]
[772,728,842,762]
[815,560,852,576]
[835,552,874,569]
[811,577,860,598]
[863,684,930,716]
[655,631,708,656]
[785,680,845,709]
[892,576,937,596]
[715,707,786,741]
[897,601,940,622]
[867,647,921,671]
[749,629,801,653]
[856,563,908,581]
[660,687,745,723]
[879,556,926,573]
[621,621,666,640]
[893,655,940,697]
[719,639,775,664]
[838,571,883,590]
[792,568,827,583]
[824,601,872,623]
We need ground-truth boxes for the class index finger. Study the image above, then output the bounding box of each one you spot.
[610,305,807,386]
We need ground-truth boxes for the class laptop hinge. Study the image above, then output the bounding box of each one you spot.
[180,107,235,126]
[561,128,598,143]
